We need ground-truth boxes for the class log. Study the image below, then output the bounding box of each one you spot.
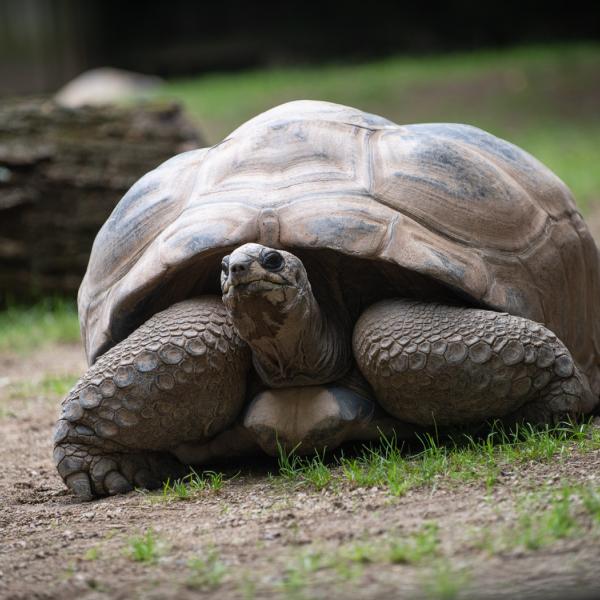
[0,98,203,303]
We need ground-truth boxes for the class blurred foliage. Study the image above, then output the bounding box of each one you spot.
[0,299,79,353]
[161,43,600,212]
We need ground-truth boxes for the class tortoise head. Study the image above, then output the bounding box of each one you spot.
[220,243,311,343]
[220,243,349,387]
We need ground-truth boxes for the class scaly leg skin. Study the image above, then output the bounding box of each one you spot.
[54,296,251,500]
[353,299,597,427]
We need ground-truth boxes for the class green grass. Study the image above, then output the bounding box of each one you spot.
[0,299,79,354]
[238,573,258,600]
[278,550,324,598]
[389,523,440,565]
[187,549,227,590]
[274,421,600,497]
[159,469,226,501]
[126,529,162,563]
[1,372,78,418]
[507,484,599,552]
[422,562,470,600]
[264,441,600,595]
[581,486,600,522]
[160,42,600,212]
[468,482,600,557]
[83,547,100,561]
[515,488,579,550]
[339,542,375,565]
[225,479,600,597]
[276,442,332,490]
[264,481,600,597]
[8,373,78,399]
[272,525,458,596]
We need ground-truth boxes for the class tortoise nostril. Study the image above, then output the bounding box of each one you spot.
[230,263,248,275]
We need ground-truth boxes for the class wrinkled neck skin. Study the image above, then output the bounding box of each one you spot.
[225,276,351,388]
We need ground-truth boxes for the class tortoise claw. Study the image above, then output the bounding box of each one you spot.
[65,472,93,502]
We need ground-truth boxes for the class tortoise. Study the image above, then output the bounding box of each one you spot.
[54,100,600,499]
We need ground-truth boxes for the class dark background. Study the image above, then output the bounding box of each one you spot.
[2,0,599,96]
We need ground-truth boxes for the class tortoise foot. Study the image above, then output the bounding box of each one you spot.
[244,384,376,456]
[54,441,186,500]
[507,367,596,424]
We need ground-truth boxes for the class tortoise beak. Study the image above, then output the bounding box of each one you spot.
[227,256,254,287]
[222,257,271,295]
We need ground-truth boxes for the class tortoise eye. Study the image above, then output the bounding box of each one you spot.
[260,250,284,272]
[221,256,230,276]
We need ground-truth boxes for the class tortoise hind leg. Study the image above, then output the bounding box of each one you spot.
[242,384,375,456]
[239,368,414,456]
[54,296,251,499]
[353,299,597,427]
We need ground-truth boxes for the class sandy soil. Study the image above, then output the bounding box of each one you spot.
[1,340,600,600]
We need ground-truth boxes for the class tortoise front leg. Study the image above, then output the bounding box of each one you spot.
[54,297,251,500]
[353,299,597,427]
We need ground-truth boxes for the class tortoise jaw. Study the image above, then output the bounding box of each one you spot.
[221,278,298,325]
[222,278,288,298]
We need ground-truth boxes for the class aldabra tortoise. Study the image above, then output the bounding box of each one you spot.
[54,100,600,499]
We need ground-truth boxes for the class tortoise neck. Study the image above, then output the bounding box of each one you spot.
[231,278,352,388]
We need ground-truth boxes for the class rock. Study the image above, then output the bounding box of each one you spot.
[55,67,163,108]
[0,97,203,301]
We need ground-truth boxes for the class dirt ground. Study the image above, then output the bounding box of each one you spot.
[1,343,600,599]
[2,212,600,600]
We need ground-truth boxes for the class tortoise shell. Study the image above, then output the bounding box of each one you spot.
[79,100,600,396]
